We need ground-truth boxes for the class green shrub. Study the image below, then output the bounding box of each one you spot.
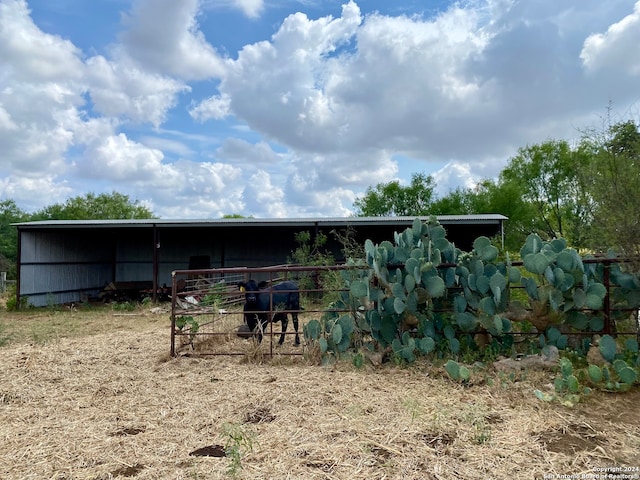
[4,283,28,311]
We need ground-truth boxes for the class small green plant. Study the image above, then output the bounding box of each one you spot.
[46,292,58,311]
[5,284,28,311]
[200,294,218,307]
[288,230,334,266]
[401,397,423,424]
[554,358,587,396]
[303,313,355,359]
[540,326,568,350]
[288,230,336,303]
[534,357,593,406]
[352,351,364,368]
[201,283,226,308]
[111,301,136,311]
[175,315,200,345]
[536,338,640,405]
[586,336,640,391]
[461,405,492,445]
[444,359,471,383]
[586,360,638,392]
[331,225,363,263]
[0,322,12,347]
[221,423,255,478]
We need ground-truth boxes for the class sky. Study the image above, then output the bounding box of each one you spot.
[1,0,639,219]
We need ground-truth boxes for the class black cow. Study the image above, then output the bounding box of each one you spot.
[238,279,301,346]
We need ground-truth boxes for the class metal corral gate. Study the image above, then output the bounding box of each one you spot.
[170,259,640,358]
[169,264,369,357]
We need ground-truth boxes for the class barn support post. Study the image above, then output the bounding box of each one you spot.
[152,224,159,303]
[110,230,117,286]
[15,226,22,309]
[220,237,226,268]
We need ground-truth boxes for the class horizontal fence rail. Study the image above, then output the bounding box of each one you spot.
[170,259,640,358]
[382,258,640,338]
[170,264,368,357]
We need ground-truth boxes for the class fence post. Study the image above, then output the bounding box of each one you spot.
[603,260,612,336]
[170,271,177,357]
[0,272,6,293]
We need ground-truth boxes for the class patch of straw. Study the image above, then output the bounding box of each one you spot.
[0,314,639,479]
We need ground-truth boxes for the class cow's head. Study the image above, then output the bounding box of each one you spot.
[238,280,259,304]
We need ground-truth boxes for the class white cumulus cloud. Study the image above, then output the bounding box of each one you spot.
[3,0,640,219]
[119,0,226,81]
[581,1,640,75]
[233,0,263,19]
[0,0,84,82]
[86,54,189,127]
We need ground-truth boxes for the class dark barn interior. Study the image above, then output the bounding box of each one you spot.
[14,215,506,307]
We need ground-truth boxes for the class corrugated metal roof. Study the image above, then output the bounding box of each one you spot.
[13,214,507,229]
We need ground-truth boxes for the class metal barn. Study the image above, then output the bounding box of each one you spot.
[13,215,507,307]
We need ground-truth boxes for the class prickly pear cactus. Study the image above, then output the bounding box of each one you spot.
[363,217,453,355]
[588,256,640,331]
[517,235,640,341]
[362,216,518,361]
[453,235,515,339]
[304,217,640,368]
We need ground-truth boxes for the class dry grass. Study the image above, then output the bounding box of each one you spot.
[1,304,639,479]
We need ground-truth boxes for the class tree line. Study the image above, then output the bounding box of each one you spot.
[0,192,153,278]
[1,118,639,279]
[354,118,640,257]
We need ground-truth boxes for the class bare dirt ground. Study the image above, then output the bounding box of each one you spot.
[1,306,639,479]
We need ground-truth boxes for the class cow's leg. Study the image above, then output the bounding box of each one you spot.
[292,313,300,346]
[278,313,288,345]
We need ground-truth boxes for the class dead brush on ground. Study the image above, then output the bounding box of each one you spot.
[0,306,639,479]
[174,306,311,359]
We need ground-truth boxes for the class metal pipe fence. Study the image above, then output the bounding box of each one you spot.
[169,258,640,358]
[170,264,368,357]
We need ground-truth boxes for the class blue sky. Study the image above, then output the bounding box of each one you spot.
[1,0,639,219]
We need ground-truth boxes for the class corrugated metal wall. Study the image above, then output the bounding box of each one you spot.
[19,230,114,306]
[114,229,153,282]
[18,225,302,306]
[156,226,299,285]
